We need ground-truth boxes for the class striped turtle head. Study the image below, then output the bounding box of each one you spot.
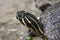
[16,10,47,40]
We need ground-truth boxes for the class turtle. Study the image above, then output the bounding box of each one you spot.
[16,2,60,40]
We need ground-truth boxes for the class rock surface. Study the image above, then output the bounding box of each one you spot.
[0,0,60,40]
[40,3,60,40]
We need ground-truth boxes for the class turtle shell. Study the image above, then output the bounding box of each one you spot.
[40,2,60,40]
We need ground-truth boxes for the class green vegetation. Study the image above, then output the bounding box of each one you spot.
[25,37,33,40]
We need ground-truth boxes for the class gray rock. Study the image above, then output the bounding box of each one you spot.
[35,0,60,9]
[40,2,60,40]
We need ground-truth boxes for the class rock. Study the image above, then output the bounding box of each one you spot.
[0,0,60,40]
[40,2,60,40]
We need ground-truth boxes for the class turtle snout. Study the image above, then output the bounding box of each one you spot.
[16,10,26,20]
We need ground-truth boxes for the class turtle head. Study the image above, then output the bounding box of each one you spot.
[16,10,27,25]
[16,10,25,20]
[16,10,46,39]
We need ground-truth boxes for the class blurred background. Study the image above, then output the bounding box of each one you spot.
[0,0,60,40]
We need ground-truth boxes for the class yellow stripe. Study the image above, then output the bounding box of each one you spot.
[25,16,31,23]
[29,22,40,36]
[22,16,44,38]
[25,16,40,35]
[22,18,26,25]
[29,16,43,35]
[22,16,38,35]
